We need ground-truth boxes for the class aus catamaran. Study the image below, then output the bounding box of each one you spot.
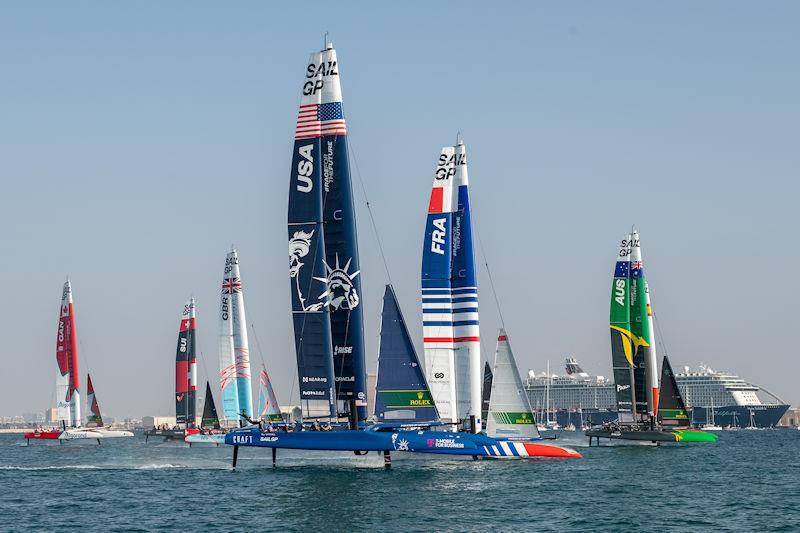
[585,231,717,444]
[25,280,133,443]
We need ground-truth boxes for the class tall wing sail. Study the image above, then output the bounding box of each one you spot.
[481,361,493,426]
[422,146,458,424]
[258,366,283,422]
[301,44,369,420]
[219,249,253,421]
[610,235,637,423]
[486,330,540,439]
[201,381,221,429]
[657,356,690,427]
[288,46,337,418]
[85,373,103,428]
[175,298,197,428]
[629,230,652,417]
[375,285,439,423]
[218,252,240,424]
[449,142,482,432]
[56,280,80,427]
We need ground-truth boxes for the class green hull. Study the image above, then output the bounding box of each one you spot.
[585,427,718,443]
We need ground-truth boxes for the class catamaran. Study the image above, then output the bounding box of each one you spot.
[25,280,133,443]
[225,43,580,466]
[145,298,198,442]
[585,231,717,444]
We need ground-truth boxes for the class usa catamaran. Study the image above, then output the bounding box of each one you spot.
[585,231,717,444]
[225,42,581,465]
[25,280,133,443]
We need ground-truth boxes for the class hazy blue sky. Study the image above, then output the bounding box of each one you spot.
[1,2,798,418]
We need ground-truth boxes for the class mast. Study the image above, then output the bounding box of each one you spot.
[609,235,638,424]
[218,249,252,424]
[175,298,197,428]
[375,285,438,423]
[422,140,481,432]
[644,279,659,419]
[56,279,81,427]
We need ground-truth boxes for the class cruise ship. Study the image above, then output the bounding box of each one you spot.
[524,358,789,428]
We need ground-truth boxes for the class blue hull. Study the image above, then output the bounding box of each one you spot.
[224,428,582,458]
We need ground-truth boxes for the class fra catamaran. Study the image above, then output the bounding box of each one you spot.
[584,231,717,444]
[25,280,133,443]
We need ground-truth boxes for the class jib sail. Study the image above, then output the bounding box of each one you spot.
[375,285,438,423]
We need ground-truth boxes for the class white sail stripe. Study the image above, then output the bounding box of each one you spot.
[422,301,477,310]
[421,287,478,292]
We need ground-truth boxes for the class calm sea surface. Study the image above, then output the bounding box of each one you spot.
[1,430,798,532]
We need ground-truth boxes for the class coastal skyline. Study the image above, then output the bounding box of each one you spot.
[2,2,798,418]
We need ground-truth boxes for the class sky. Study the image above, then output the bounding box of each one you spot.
[1,2,798,418]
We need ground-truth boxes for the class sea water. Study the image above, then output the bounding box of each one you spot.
[1,430,798,531]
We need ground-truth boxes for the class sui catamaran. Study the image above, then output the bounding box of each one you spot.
[225,43,580,466]
[585,231,717,444]
[25,280,133,443]
[145,298,198,442]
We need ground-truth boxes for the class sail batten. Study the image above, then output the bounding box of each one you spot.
[375,285,439,423]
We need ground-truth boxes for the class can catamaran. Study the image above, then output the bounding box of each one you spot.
[585,231,717,444]
[218,248,253,426]
[225,44,580,466]
[25,280,132,443]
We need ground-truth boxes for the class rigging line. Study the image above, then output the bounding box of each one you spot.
[472,211,506,331]
[648,287,670,359]
[347,136,393,287]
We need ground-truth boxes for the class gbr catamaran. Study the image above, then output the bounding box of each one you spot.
[225,43,580,466]
[585,231,717,444]
[25,280,133,443]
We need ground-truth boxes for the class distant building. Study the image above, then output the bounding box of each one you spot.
[45,408,58,424]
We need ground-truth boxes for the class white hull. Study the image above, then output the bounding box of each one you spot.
[185,433,226,445]
[61,428,133,439]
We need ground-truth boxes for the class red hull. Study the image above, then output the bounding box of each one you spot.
[24,430,62,440]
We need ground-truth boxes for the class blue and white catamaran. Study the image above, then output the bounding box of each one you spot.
[225,43,581,466]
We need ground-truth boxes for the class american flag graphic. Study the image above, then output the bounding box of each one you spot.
[222,277,242,294]
[295,102,347,139]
